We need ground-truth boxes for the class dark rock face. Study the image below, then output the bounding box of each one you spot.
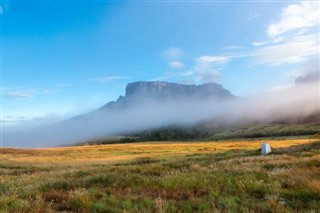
[101,81,235,110]
[125,81,234,99]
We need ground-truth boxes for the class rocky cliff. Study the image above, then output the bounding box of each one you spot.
[125,81,234,99]
[101,81,235,110]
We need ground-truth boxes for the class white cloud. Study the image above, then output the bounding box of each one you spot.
[267,84,292,92]
[169,61,184,69]
[4,89,58,99]
[250,2,320,67]
[252,41,269,47]
[90,76,128,83]
[195,55,230,70]
[267,1,319,38]
[4,91,36,100]
[163,47,184,59]
[252,29,306,47]
[2,84,72,100]
[197,70,221,84]
[180,71,194,77]
[157,55,229,84]
[251,33,319,65]
[252,37,287,47]
[177,55,230,84]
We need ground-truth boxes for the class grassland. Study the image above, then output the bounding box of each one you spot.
[1,138,319,212]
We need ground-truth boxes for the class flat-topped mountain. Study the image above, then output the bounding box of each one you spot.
[7,77,318,148]
[125,81,234,99]
[101,81,235,110]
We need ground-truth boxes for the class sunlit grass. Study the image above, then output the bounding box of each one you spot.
[1,138,313,165]
[0,138,319,212]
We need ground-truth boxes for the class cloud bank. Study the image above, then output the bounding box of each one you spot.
[267,1,319,38]
[3,73,319,148]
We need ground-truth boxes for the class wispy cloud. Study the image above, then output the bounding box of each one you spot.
[267,1,319,38]
[223,45,244,50]
[4,89,60,99]
[89,76,129,83]
[176,55,231,84]
[196,70,221,84]
[163,47,184,59]
[251,33,319,66]
[195,56,230,70]
[2,84,73,100]
[169,61,184,69]
[156,54,232,84]
[252,41,269,47]
[253,28,308,47]
[267,84,292,92]
[250,1,319,67]
[4,90,36,100]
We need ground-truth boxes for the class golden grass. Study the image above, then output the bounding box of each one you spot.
[0,138,319,212]
[0,138,314,165]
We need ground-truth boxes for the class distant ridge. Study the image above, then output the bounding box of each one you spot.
[100,81,235,110]
[125,81,234,98]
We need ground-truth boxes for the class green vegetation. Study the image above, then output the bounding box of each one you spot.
[212,123,320,140]
[122,127,211,142]
[0,140,319,212]
[119,123,320,143]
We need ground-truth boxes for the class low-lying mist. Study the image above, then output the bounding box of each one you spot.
[2,79,319,148]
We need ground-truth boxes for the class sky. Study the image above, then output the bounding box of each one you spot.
[1,0,319,126]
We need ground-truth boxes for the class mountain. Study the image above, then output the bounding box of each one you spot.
[125,81,233,99]
[24,81,235,147]
[99,81,235,111]
[6,79,319,148]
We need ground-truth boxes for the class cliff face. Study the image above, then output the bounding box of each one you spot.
[101,81,235,110]
[125,81,234,99]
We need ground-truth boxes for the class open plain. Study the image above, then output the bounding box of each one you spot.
[1,138,319,212]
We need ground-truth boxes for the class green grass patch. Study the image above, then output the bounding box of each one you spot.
[0,140,319,212]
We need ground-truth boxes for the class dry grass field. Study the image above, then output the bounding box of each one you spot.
[1,138,319,212]
[1,139,314,164]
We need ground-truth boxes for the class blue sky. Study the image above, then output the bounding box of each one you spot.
[1,1,319,125]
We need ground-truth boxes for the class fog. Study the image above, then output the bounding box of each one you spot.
[2,77,319,148]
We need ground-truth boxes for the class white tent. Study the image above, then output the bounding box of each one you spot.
[261,143,271,154]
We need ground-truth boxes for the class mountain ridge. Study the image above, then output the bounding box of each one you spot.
[100,81,235,111]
